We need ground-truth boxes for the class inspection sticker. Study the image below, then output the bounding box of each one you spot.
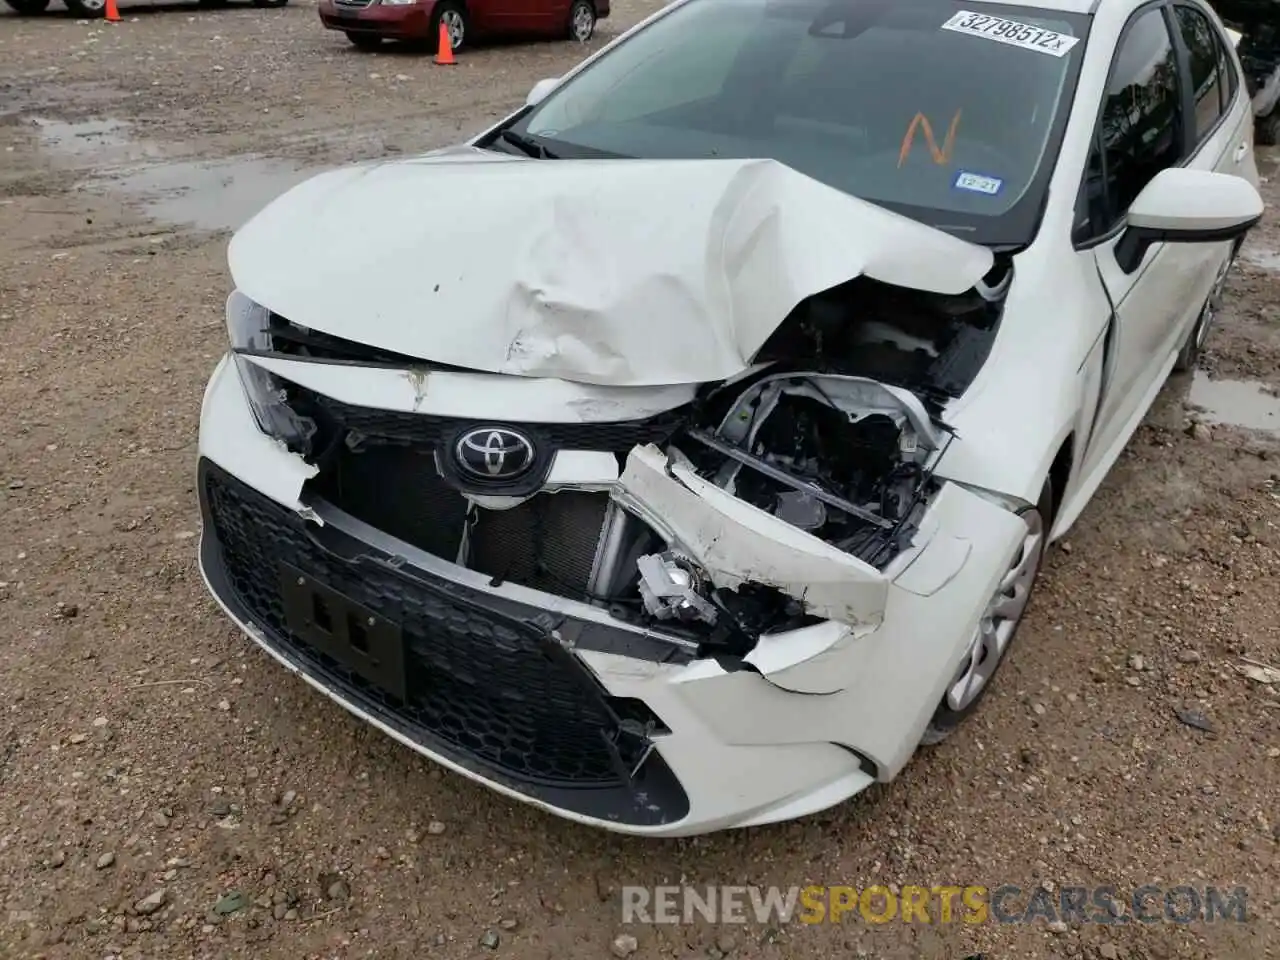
[941,11,1080,57]
[953,171,1004,195]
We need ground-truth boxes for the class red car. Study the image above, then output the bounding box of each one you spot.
[318,0,606,51]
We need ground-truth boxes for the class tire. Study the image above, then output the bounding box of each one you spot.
[1173,241,1237,373]
[432,0,467,53]
[1256,108,1280,148]
[919,479,1054,746]
[63,0,106,15]
[567,0,594,41]
[346,31,383,49]
[3,0,51,12]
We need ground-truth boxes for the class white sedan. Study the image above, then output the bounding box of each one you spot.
[196,0,1264,835]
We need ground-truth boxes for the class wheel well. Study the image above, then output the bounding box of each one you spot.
[1047,436,1073,525]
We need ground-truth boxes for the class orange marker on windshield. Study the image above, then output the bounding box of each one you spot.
[898,109,962,167]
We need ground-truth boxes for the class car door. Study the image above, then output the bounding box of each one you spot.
[484,0,556,35]
[1073,1,1245,482]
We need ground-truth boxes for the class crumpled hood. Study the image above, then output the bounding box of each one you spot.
[228,152,993,387]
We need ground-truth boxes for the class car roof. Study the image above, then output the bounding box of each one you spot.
[962,0,1127,15]
[962,0,1096,13]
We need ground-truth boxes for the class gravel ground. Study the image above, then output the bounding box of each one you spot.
[1,4,1279,958]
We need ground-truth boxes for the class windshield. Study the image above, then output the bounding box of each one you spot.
[507,0,1091,245]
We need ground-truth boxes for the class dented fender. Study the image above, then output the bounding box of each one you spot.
[617,444,890,627]
[754,483,1026,695]
[755,483,1027,695]
[617,445,1030,695]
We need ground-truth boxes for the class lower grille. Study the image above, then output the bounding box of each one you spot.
[310,446,467,562]
[334,0,373,7]
[201,460,678,801]
[307,445,609,599]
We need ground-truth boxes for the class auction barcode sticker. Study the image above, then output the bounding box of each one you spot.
[941,10,1080,57]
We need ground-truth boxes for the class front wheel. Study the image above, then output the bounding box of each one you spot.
[3,0,52,13]
[567,0,594,41]
[433,0,467,53]
[920,480,1053,746]
[1256,107,1280,148]
[63,0,106,15]
[1173,243,1237,373]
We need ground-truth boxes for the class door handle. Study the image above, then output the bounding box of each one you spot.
[1234,142,1248,163]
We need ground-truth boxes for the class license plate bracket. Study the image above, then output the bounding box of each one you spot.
[280,563,407,703]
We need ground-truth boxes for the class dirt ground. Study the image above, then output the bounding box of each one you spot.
[1,3,1278,958]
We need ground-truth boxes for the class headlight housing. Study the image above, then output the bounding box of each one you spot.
[226,291,317,455]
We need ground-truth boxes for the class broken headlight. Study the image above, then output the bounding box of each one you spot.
[637,552,719,625]
[225,290,317,454]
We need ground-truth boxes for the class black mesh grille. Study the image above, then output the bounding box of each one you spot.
[202,462,649,788]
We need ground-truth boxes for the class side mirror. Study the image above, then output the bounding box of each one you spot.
[525,77,560,108]
[1115,168,1264,273]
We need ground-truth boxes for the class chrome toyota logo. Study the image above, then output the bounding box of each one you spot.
[454,427,536,481]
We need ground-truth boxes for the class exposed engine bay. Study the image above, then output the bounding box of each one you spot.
[605,371,949,646]
[291,268,1011,655]
[754,264,1011,402]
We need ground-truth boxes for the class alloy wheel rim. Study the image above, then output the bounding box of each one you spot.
[945,508,1045,713]
[571,3,593,40]
[81,0,106,10]
[1195,254,1233,351]
[442,10,464,46]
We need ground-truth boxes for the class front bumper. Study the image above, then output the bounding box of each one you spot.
[318,0,435,39]
[197,354,1024,836]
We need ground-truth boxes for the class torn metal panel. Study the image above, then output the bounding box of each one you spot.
[617,445,890,627]
[752,482,1028,696]
[200,355,319,515]
[741,620,860,686]
[229,157,994,387]
[240,354,697,423]
[715,373,941,455]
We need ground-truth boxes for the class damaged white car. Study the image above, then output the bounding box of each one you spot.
[197,0,1264,835]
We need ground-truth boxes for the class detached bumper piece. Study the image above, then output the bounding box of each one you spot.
[198,458,688,827]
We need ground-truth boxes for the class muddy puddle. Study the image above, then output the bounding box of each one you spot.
[32,117,163,165]
[108,157,320,231]
[32,115,325,231]
[1188,370,1280,434]
[1241,248,1280,272]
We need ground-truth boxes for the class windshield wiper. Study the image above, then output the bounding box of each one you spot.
[497,129,559,159]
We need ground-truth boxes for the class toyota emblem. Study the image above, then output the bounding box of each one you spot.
[454,427,537,482]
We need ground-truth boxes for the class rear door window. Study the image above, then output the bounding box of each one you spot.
[1076,7,1184,239]
[1174,5,1227,143]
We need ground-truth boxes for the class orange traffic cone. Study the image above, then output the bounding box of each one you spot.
[104,0,120,21]
[433,20,455,65]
